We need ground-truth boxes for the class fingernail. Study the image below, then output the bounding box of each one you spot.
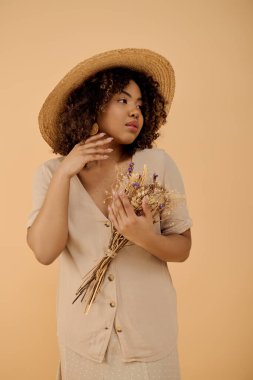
[100,132,106,136]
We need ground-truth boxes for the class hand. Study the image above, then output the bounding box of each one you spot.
[108,191,157,245]
[57,133,114,178]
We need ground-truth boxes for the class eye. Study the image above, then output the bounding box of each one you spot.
[118,98,144,110]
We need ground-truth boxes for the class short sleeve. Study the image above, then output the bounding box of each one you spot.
[160,151,193,235]
[26,163,52,229]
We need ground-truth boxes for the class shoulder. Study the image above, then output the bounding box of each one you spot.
[135,148,180,184]
[138,148,186,189]
[37,156,64,174]
[32,156,64,181]
[137,147,176,165]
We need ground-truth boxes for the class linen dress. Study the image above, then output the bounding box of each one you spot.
[27,147,193,380]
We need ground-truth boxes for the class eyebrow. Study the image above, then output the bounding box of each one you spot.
[120,90,143,101]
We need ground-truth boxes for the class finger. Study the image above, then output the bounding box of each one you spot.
[119,193,136,219]
[83,147,113,155]
[112,192,129,224]
[108,205,119,230]
[84,153,109,163]
[142,197,153,220]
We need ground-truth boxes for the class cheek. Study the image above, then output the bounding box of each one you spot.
[110,104,125,118]
[106,110,126,129]
[104,104,125,120]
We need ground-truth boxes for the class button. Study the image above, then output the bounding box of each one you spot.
[109,301,116,307]
[108,274,114,281]
[104,221,110,227]
[116,327,122,332]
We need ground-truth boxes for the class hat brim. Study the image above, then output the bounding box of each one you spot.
[38,48,175,149]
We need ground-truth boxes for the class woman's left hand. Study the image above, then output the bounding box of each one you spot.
[108,191,156,245]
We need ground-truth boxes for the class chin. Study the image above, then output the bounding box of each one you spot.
[111,134,134,144]
[120,137,137,145]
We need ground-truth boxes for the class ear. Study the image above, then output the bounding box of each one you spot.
[89,122,99,136]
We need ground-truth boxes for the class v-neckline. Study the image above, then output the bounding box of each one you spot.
[74,150,140,221]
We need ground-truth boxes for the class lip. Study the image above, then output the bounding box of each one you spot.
[125,121,138,132]
[125,121,138,128]
[125,124,138,132]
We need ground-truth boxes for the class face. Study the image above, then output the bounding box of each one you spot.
[96,80,144,145]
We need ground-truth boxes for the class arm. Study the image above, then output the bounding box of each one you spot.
[134,228,192,262]
[109,192,192,262]
[26,168,70,265]
[26,133,116,266]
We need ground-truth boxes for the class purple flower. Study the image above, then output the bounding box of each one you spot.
[127,162,135,176]
[159,203,165,209]
[132,182,140,188]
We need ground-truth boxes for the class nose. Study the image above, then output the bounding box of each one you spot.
[129,107,140,119]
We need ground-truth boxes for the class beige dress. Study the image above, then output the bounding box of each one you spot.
[27,148,193,380]
[56,325,182,380]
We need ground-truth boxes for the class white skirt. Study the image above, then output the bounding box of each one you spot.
[57,327,181,380]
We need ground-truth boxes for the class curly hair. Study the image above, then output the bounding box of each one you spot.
[53,66,168,156]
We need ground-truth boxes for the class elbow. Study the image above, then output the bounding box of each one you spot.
[26,228,61,266]
[30,243,62,266]
[34,253,56,266]
[180,243,192,262]
[180,250,190,262]
[180,233,192,262]
[27,238,55,266]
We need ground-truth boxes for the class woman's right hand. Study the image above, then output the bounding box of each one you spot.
[57,133,114,178]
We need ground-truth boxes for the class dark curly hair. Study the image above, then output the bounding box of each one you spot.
[53,66,168,156]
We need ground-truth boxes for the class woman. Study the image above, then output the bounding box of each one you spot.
[26,48,193,380]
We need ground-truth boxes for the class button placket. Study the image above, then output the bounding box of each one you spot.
[102,259,117,344]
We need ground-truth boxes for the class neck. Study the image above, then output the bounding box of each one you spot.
[84,144,130,171]
[107,144,128,163]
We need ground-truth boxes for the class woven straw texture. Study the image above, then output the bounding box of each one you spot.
[38,48,175,149]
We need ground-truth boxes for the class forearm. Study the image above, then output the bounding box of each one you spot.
[136,232,191,262]
[27,168,70,265]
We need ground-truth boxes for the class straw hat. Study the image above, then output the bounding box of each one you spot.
[38,48,175,148]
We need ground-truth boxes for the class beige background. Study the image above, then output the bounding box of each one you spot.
[1,0,252,379]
